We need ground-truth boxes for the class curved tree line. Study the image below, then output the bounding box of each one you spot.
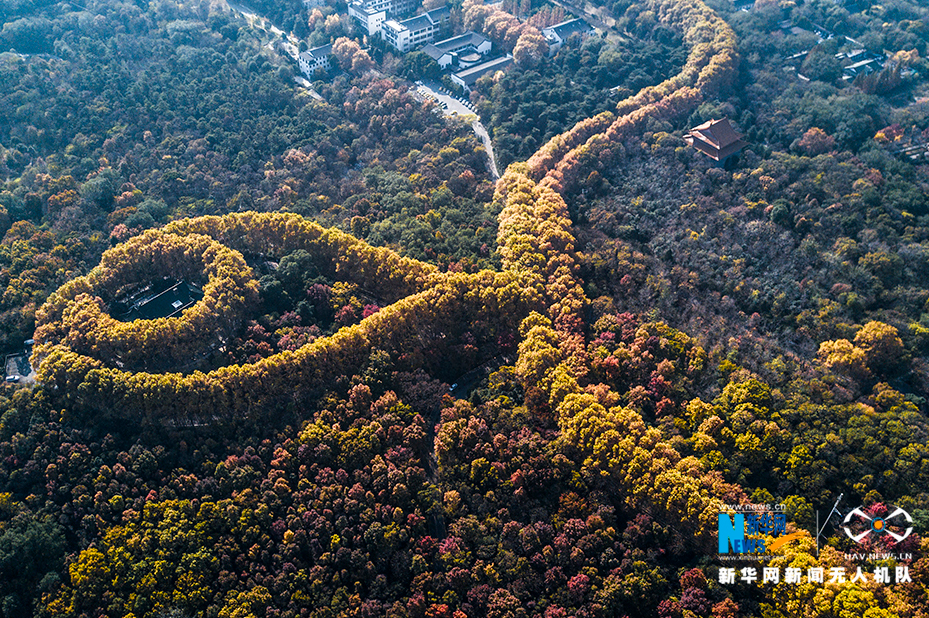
[32,0,741,508]
[495,0,744,553]
[24,1,926,616]
[31,0,743,548]
[33,213,541,424]
[491,2,922,611]
[36,231,259,373]
[524,0,737,192]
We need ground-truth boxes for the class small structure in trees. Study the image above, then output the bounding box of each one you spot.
[298,44,333,78]
[683,118,747,163]
[114,280,204,321]
[541,18,595,56]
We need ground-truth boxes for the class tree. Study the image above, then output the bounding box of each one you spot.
[513,31,548,69]
[853,321,906,376]
[795,127,835,155]
[351,50,375,74]
[0,512,65,617]
[401,52,442,81]
[800,50,841,83]
[332,37,373,75]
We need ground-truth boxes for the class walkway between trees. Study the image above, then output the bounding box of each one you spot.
[415,80,500,179]
[225,0,302,61]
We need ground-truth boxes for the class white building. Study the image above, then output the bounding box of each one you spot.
[542,18,595,56]
[348,0,418,36]
[349,3,388,37]
[451,55,513,93]
[382,6,451,53]
[298,43,333,78]
[422,31,492,70]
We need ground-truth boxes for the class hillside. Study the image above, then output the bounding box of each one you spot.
[0,0,928,617]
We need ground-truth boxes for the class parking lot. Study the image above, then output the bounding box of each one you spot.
[413,80,499,178]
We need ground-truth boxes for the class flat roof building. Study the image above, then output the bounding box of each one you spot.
[348,0,418,36]
[382,6,450,53]
[349,3,388,37]
[451,55,513,93]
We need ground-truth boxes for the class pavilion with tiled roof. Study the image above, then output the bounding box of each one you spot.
[683,118,748,162]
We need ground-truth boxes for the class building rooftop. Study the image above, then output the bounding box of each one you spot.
[422,44,444,60]
[545,18,593,40]
[308,43,333,58]
[434,31,488,53]
[349,3,383,17]
[454,55,513,86]
[683,118,747,161]
[426,5,451,22]
[116,280,204,321]
[423,32,490,61]
[845,58,878,70]
[392,13,434,32]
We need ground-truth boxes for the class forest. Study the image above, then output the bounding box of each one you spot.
[0,0,928,617]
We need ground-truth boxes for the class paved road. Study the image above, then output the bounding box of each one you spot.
[415,80,500,179]
[226,0,301,60]
[549,0,627,44]
[223,2,500,177]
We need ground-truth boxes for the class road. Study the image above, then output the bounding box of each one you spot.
[415,80,500,179]
[549,0,627,44]
[222,3,499,177]
[225,0,301,60]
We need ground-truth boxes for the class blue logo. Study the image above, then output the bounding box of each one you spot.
[719,508,788,554]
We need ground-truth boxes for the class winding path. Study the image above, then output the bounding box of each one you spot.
[414,80,500,179]
[225,0,302,61]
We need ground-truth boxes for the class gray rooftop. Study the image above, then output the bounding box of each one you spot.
[546,18,593,40]
[434,31,488,53]
[426,5,451,22]
[396,14,434,32]
[454,55,513,85]
[422,44,444,60]
[349,2,383,17]
[308,43,333,59]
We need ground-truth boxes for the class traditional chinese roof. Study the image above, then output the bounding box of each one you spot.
[684,118,747,161]
[434,31,488,53]
[422,44,444,60]
[423,32,489,61]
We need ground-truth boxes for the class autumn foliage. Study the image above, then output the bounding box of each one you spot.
[33,212,542,423]
[463,0,548,66]
[524,0,738,191]
[7,0,927,617]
